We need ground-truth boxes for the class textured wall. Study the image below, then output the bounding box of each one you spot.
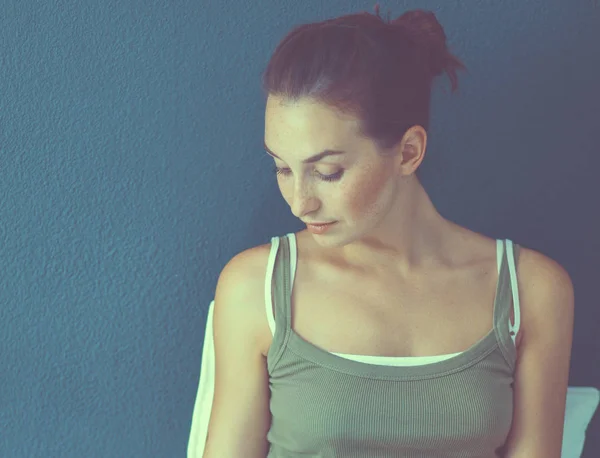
[0,0,598,456]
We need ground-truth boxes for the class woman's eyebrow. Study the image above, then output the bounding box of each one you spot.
[264,141,346,164]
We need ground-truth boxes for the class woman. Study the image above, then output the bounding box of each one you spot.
[196,5,574,457]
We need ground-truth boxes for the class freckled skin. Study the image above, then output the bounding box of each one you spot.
[345,158,397,232]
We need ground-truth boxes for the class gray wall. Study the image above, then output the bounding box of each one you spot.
[1,0,598,456]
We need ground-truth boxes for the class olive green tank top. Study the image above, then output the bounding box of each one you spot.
[266,234,521,457]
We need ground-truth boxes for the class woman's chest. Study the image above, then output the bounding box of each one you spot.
[287,257,501,358]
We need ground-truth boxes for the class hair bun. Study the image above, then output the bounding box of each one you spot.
[390,9,448,76]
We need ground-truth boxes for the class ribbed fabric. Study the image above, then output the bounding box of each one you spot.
[265,234,521,458]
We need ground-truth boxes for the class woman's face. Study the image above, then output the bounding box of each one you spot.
[263,95,408,247]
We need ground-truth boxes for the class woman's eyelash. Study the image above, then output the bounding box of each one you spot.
[273,166,343,182]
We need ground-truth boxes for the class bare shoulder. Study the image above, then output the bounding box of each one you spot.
[225,242,272,275]
[227,243,273,289]
[512,243,573,349]
[219,242,273,356]
[515,243,572,291]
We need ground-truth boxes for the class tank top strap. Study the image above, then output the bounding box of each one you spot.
[268,234,295,366]
[494,239,521,371]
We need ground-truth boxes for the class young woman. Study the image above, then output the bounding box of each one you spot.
[198,5,574,458]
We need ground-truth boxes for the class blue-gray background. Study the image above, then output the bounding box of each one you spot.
[1,1,598,457]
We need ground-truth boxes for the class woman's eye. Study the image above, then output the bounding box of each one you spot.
[272,166,343,182]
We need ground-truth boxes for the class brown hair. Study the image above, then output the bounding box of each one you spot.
[261,4,467,179]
